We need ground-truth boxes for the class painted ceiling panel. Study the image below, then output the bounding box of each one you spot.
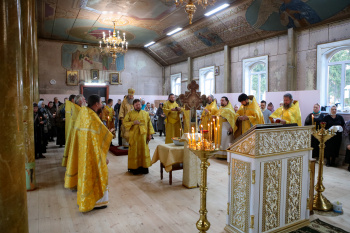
[37,0,350,65]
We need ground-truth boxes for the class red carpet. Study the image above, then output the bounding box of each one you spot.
[109,146,128,156]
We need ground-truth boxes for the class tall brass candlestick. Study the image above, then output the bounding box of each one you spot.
[312,122,336,211]
[189,148,218,233]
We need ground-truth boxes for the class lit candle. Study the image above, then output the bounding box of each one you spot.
[187,134,191,148]
[180,128,182,138]
[208,123,210,143]
[192,127,195,149]
[215,127,217,149]
[312,114,314,125]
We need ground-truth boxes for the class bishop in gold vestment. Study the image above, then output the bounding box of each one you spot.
[102,99,116,139]
[65,95,113,212]
[269,93,302,126]
[123,99,155,175]
[237,94,265,134]
[215,97,238,158]
[163,94,183,144]
[201,95,218,131]
[119,89,135,146]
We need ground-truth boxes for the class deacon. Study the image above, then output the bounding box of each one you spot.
[119,89,135,147]
[237,93,265,134]
[269,93,302,126]
[62,94,85,167]
[201,94,218,131]
[65,95,114,212]
[163,93,182,144]
[123,99,155,175]
[215,97,238,158]
[102,99,116,144]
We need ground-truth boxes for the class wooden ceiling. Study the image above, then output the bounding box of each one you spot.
[37,0,350,66]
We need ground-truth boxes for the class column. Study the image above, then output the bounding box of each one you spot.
[33,2,39,103]
[224,45,231,93]
[22,0,36,190]
[0,0,29,232]
[287,28,296,91]
[187,57,193,85]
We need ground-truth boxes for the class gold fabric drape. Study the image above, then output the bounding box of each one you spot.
[62,101,81,167]
[237,97,265,134]
[269,100,302,126]
[123,110,155,169]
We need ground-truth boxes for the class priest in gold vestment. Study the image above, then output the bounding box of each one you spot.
[65,95,114,212]
[237,94,265,134]
[102,99,116,141]
[215,97,238,158]
[119,89,134,147]
[163,93,183,144]
[269,93,302,126]
[62,95,85,167]
[123,99,155,175]
[201,95,218,131]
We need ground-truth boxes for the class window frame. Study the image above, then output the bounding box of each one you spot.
[199,66,215,96]
[170,73,181,95]
[242,55,268,102]
[317,39,350,110]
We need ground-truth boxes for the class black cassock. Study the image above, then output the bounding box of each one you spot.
[304,113,326,158]
[323,114,345,166]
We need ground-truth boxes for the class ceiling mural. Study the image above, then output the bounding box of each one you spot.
[37,0,350,66]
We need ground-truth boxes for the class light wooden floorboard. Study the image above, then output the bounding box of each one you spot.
[27,134,350,233]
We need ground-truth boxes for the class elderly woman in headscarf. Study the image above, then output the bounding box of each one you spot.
[304,103,326,159]
[323,105,345,167]
[38,101,51,152]
[156,103,166,136]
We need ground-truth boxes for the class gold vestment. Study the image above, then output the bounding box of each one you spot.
[163,100,182,144]
[237,97,265,134]
[269,100,302,126]
[118,97,133,141]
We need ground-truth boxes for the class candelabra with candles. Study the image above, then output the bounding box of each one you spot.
[312,121,336,211]
[99,21,128,64]
[186,117,220,233]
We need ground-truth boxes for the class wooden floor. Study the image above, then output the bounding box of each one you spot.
[28,134,350,233]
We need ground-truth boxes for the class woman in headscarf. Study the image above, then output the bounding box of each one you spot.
[304,103,326,159]
[323,105,345,167]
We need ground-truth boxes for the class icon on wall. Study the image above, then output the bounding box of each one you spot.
[66,70,79,86]
[110,72,121,85]
[91,69,99,81]
[215,66,220,76]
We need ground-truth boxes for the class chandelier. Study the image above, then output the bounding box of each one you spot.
[99,21,128,64]
[173,0,216,24]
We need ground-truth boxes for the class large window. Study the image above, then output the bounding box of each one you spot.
[171,73,181,95]
[243,56,268,102]
[327,49,350,110]
[317,39,350,110]
[199,66,215,96]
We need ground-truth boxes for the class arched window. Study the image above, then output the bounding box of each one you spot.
[317,39,350,110]
[171,73,181,95]
[327,49,350,110]
[199,66,215,96]
[243,56,268,102]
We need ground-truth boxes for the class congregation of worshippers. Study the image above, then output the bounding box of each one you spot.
[33,89,349,212]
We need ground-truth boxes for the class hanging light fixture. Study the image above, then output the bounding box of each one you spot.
[173,0,216,24]
[99,21,128,64]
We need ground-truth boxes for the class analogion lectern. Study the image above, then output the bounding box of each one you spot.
[225,124,313,233]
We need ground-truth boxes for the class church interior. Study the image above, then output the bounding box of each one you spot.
[2,0,350,232]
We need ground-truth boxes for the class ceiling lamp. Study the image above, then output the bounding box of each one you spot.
[173,0,216,24]
[99,21,128,64]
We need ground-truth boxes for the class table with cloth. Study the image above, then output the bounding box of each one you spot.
[151,135,200,188]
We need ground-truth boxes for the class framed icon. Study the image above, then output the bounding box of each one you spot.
[91,69,99,80]
[110,72,121,85]
[66,70,79,86]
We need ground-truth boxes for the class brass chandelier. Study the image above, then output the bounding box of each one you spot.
[99,21,128,64]
[173,0,216,24]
